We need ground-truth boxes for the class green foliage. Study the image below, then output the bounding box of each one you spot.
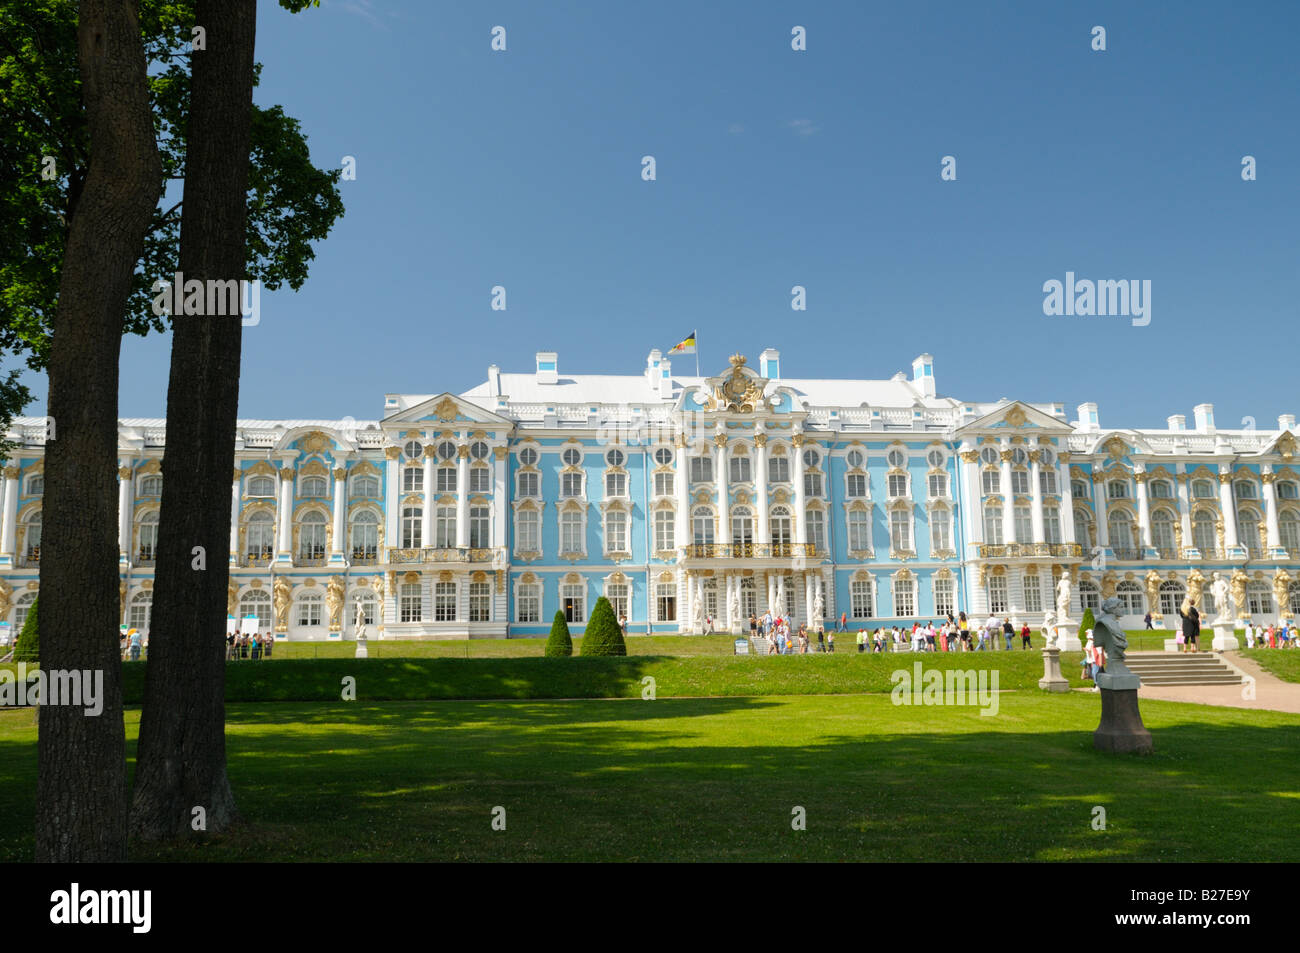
[580,596,626,657]
[12,596,37,662]
[1079,606,1096,638]
[0,0,344,368]
[544,610,572,658]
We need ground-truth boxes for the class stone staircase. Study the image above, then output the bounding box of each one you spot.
[1123,651,1245,686]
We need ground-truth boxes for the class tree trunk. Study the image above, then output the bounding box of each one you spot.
[36,0,161,862]
[130,0,256,839]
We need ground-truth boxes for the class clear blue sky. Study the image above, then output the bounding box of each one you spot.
[94,0,1300,428]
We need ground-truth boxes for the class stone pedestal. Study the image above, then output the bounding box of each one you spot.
[1054,620,1082,652]
[1211,621,1239,652]
[1038,646,1071,693]
[355,633,368,658]
[1094,673,1153,754]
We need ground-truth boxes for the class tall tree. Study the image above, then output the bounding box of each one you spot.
[131,0,321,840]
[36,0,161,862]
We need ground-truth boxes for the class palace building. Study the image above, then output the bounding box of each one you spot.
[3,348,1298,640]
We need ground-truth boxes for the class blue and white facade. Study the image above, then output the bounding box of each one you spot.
[3,349,1299,639]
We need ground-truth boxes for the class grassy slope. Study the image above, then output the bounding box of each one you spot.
[2,692,1297,862]
[1241,649,1300,683]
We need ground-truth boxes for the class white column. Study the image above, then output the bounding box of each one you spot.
[714,435,729,547]
[229,468,241,560]
[961,450,983,547]
[1263,469,1281,552]
[455,444,470,547]
[118,464,134,560]
[766,572,776,615]
[674,435,690,550]
[793,436,808,546]
[803,573,814,624]
[384,449,400,552]
[1057,457,1075,545]
[1218,468,1239,549]
[1093,473,1109,548]
[1176,470,1192,553]
[421,447,436,548]
[1135,470,1152,550]
[1029,455,1045,543]
[331,466,347,560]
[1000,448,1015,544]
[754,436,769,545]
[0,464,18,558]
[492,446,508,548]
[276,466,294,560]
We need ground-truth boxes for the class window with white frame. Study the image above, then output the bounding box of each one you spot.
[980,447,999,466]
[607,582,629,620]
[562,583,585,622]
[804,471,823,497]
[1117,581,1143,615]
[518,471,539,497]
[436,466,457,493]
[137,511,159,560]
[1011,470,1030,495]
[1039,468,1058,495]
[515,509,540,553]
[851,578,874,618]
[692,508,714,545]
[403,440,423,460]
[982,470,1000,494]
[987,575,1008,614]
[1075,510,1093,551]
[983,504,1003,544]
[926,449,945,468]
[768,456,789,484]
[436,441,456,461]
[469,506,490,548]
[248,475,275,497]
[298,512,327,559]
[435,582,457,621]
[771,506,792,547]
[846,473,867,498]
[517,582,540,622]
[469,582,490,622]
[887,450,906,468]
[469,466,490,493]
[26,474,44,496]
[23,513,40,561]
[1278,481,1300,500]
[894,576,916,617]
[604,509,628,554]
[1193,511,1217,554]
[1238,510,1262,552]
[561,447,583,467]
[730,507,753,546]
[13,592,35,631]
[301,475,328,498]
[890,508,911,551]
[139,475,162,496]
[656,582,676,622]
[1149,479,1172,499]
[349,592,377,627]
[560,509,584,554]
[690,456,713,484]
[240,590,272,630]
[1079,581,1101,611]
[930,509,950,553]
[1109,513,1135,552]
[1023,573,1042,613]
[933,577,955,617]
[1072,480,1089,499]
[402,466,423,493]
[1280,512,1300,552]
[350,474,379,498]
[928,473,947,498]
[401,506,422,548]
[400,583,422,622]
[655,509,675,551]
[1151,510,1175,552]
[1014,505,1032,542]
[560,472,583,498]
[846,450,865,468]
[1158,582,1184,617]
[518,447,539,467]
[1044,506,1061,544]
[653,471,674,497]
[847,508,870,552]
[806,508,825,552]
[653,447,673,467]
[1234,481,1256,500]
[1247,581,1272,615]
[430,506,454,549]
[729,456,751,484]
[246,510,274,559]
[470,441,490,461]
[1192,479,1215,499]
[296,593,323,627]
[887,474,908,498]
[605,470,627,498]
[129,591,152,630]
[1107,481,1128,500]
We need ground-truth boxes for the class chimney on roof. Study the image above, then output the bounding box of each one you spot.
[1280,414,1296,431]
[1167,414,1186,431]
[911,354,935,398]
[657,358,672,399]
[536,351,557,385]
[487,364,501,397]
[1076,402,1099,432]
[1194,403,1215,433]
[760,348,780,381]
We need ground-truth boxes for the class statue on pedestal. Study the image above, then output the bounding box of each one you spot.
[729,588,741,628]
[692,596,704,634]
[1041,609,1058,648]
[1095,597,1132,674]
[1055,575,1072,620]
[1210,572,1232,624]
[812,590,824,625]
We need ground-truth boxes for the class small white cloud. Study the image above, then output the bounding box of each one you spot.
[727,123,745,134]
[787,119,821,136]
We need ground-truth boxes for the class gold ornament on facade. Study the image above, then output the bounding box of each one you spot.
[1134,471,1148,483]
[326,576,345,629]
[384,446,401,460]
[1218,471,1233,484]
[1230,569,1249,617]
[278,467,295,480]
[1186,568,1205,607]
[493,445,508,460]
[227,579,239,618]
[1104,437,1127,461]
[1004,405,1027,427]
[959,451,978,463]
[434,396,459,421]
[1273,569,1291,616]
[1276,432,1297,461]
[1144,570,1162,618]
[273,576,292,632]
[250,579,262,589]
[754,433,767,447]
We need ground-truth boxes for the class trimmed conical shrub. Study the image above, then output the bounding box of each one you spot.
[545,609,573,657]
[580,596,626,656]
[13,596,38,663]
[1079,606,1096,640]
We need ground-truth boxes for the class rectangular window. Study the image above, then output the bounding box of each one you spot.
[894,580,915,617]
[982,470,999,494]
[690,457,713,484]
[1024,574,1042,613]
[988,575,1008,614]
[846,474,867,498]
[807,509,826,552]
[984,506,1003,544]
[768,456,789,484]
[435,582,456,622]
[469,507,490,548]
[518,472,539,497]
[561,473,583,498]
[605,511,628,554]
[400,583,422,622]
[436,468,456,493]
[563,584,585,623]
[933,578,955,617]
[848,510,871,552]
[435,508,456,548]
[890,510,911,551]
[656,583,676,622]
[1039,469,1058,495]
[402,508,422,549]
[605,471,626,498]
[1014,506,1032,542]
[561,512,584,554]
[469,582,490,622]
[803,472,823,497]
[469,467,490,493]
[851,579,874,618]
[654,472,674,497]
[888,474,908,498]
[928,473,947,498]
[517,584,540,623]
[655,510,675,551]
[403,468,423,492]
[930,512,950,553]
[516,510,539,553]
[607,583,629,621]
[729,456,751,484]
[1044,507,1061,544]
[296,597,322,627]
[1011,470,1030,495]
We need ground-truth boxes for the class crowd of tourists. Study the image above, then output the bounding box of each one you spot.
[1242,621,1296,649]
[227,631,276,660]
[120,628,148,661]
[739,610,1048,655]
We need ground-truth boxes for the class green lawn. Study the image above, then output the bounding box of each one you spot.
[1242,649,1300,683]
[2,691,1297,862]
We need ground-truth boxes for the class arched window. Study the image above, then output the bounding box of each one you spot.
[138,474,162,496]
[1193,511,1217,556]
[1278,481,1300,501]
[298,511,327,560]
[730,506,753,547]
[295,593,324,628]
[137,511,159,562]
[770,506,792,548]
[129,591,152,631]
[245,510,274,560]
[559,509,584,555]
[1074,510,1093,551]
[248,475,275,497]
[240,590,272,631]
[13,591,37,630]
[1280,511,1300,553]
[1234,480,1256,500]
[1247,581,1273,616]
[1238,508,1262,554]
[23,511,41,564]
[1150,480,1173,499]
[1108,512,1136,555]
[1079,580,1101,610]
[692,508,715,546]
[1158,581,1185,617]
[300,475,328,498]
[604,509,628,554]
[1116,581,1144,615]
[350,473,379,498]
[401,506,422,549]
[1289,580,1300,616]
[469,506,490,549]
[349,590,378,629]
[350,509,379,561]
[1192,479,1215,499]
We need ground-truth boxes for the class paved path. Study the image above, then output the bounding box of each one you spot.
[1135,653,1300,714]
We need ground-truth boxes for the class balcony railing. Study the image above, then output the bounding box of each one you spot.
[1153,546,1179,559]
[682,543,819,559]
[1111,547,1142,561]
[351,550,379,566]
[976,543,1083,559]
[387,547,502,565]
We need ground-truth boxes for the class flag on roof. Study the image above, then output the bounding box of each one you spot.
[668,330,696,354]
